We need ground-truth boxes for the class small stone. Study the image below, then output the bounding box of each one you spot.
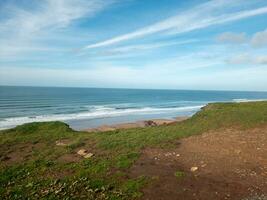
[234,150,241,154]
[165,152,172,156]
[201,164,207,168]
[77,149,88,156]
[190,167,198,172]
[176,154,180,157]
[84,153,94,159]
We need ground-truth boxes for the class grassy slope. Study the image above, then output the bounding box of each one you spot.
[1,101,267,199]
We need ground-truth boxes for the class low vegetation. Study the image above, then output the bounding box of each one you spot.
[1,101,267,199]
[174,171,185,178]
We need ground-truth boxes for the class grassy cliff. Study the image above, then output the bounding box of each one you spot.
[1,101,267,199]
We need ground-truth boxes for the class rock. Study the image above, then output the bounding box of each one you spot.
[176,154,180,157]
[77,149,88,156]
[55,140,67,146]
[144,120,157,127]
[164,152,172,157]
[77,149,94,158]
[190,167,198,172]
[84,153,94,159]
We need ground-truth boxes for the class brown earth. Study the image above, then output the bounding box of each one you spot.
[130,126,267,200]
[0,142,45,166]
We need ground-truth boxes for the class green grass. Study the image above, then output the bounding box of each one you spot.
[174,171,185,178]
[1,101,267,199]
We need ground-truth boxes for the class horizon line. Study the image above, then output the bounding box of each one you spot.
[1,84,267,93]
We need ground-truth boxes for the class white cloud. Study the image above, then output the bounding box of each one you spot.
[255,55,267,64]
[227,54,267,65]
[1,0,113,35]
[84,0,267,49]
[217,28,267,48]
[216,32,247,44]
[0,0,115,58]
[226,54,251,65]
[82,39,198,57]
[251,29,267,47]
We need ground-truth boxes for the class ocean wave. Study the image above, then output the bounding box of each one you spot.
[0,105,204,130]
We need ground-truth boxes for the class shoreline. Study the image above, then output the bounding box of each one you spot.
[83,116,189,132]
[1,101,267,199]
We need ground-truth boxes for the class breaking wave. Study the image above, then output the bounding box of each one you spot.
[0,105,204,130]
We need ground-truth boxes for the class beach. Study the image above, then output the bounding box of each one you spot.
[83,117,189,132]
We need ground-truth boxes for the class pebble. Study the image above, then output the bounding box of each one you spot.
[191,167,198,172]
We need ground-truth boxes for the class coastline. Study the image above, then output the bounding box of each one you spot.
[83,116,189,132]
[1,101,267,199]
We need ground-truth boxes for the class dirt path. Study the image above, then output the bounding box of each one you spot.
[130,126,267,200]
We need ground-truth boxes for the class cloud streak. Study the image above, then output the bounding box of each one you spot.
[1,0,114,35]
[0,0,116,58]
[84,1,267,50]
[80,39,198,58]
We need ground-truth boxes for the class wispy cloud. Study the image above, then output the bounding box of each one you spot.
[216,32,248,44]
[227,54,267,65]
[106,40,197,54]
[84,0,267,50]
[1,0,114,35]
[0,0,116,58]
[80,39,198,58]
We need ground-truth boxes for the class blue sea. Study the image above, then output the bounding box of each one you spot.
[1,86,267,130]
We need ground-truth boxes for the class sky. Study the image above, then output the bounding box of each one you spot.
[0,0,267,91]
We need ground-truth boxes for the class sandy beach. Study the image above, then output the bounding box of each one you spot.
[84,116,189,132]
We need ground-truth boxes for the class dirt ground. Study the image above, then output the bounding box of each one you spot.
[130,126,267,200]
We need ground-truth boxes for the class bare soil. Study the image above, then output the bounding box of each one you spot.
[0,142,45,166]
[130,126,267,200]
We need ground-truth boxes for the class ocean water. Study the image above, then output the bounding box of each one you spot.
[1,86,267,130]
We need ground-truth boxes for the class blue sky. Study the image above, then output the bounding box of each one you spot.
[0,0,267,91]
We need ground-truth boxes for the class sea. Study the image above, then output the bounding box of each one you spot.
[1,86,267,130]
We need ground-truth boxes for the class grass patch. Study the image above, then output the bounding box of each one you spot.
[116,152,140,169]
[174,171,185,178]
[121,176,147,199]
